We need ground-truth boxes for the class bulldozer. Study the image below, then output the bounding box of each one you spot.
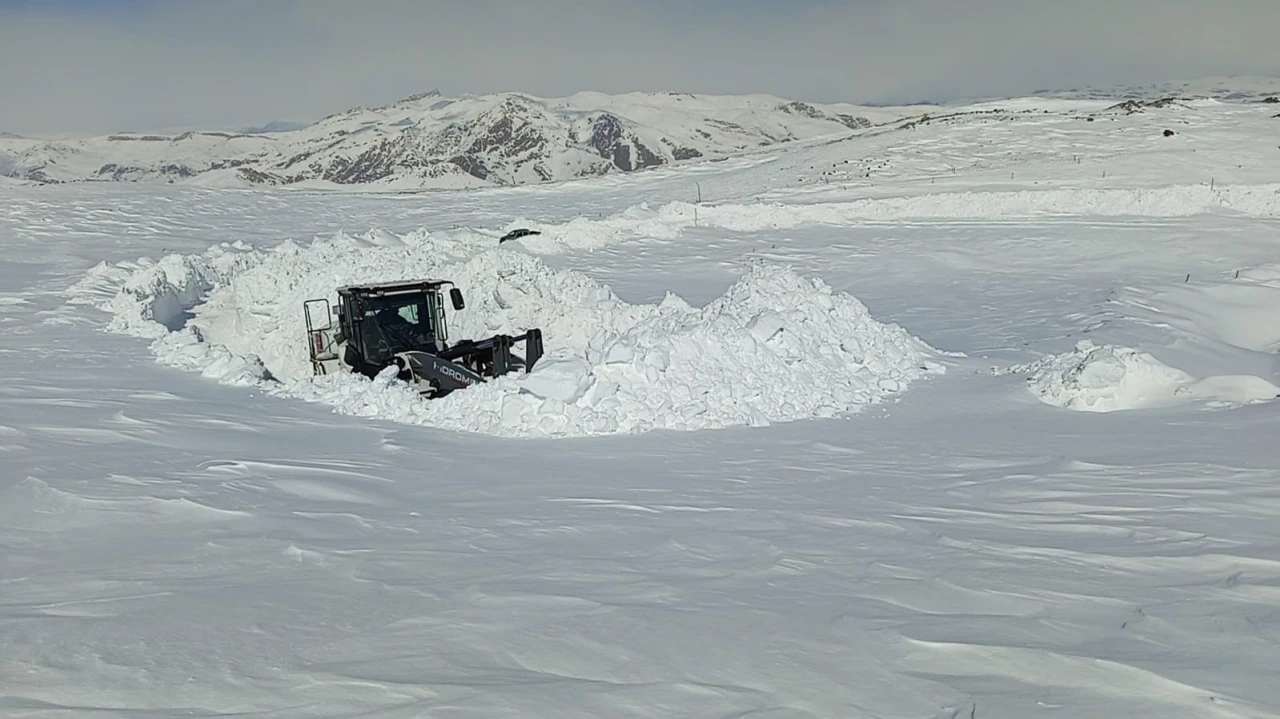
[303,279,543,397]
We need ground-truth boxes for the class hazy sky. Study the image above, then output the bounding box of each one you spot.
[1,0,1277,135]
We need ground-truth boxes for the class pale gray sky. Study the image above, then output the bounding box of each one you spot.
[1,0,1277,135]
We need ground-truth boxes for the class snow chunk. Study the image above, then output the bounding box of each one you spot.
[152,327,271,386]
[519,358,595,403]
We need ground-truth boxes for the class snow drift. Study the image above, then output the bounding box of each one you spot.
[1024,265,1280,413]
[1017,340,1278,412]
[1019,341,1198,412]
[69,229,943,437]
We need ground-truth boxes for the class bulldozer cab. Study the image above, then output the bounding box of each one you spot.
[337,280,462,365]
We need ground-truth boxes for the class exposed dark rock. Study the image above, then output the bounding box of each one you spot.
[96,162,193,180]
[780,101,825,119]
[449,154,489,180]
[468,114,545,157]
[585,113,666,172]
[26,168,56,183]
[236,167,283,184]
[706,118,745,132]
[587,114,624,159]
[1106,97,1184,114]
[836,114,872,129]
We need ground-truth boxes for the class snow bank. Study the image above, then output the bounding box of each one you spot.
[693,184,1280,227]
[370,263,944,436]
[505,184,1280,254]
[1016,340,1278,412]
[72,228,942,437]
[1019,341,1196,412]
[68,241,264,339]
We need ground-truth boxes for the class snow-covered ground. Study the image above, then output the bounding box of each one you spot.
[4,96,1280,718]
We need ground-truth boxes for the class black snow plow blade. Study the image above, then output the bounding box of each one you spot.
[398,329,544,397]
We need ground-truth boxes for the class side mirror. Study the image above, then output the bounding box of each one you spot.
[450,287,465,311]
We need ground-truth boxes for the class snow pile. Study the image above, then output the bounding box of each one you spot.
[1019,341,1195,412]
[152,327,272,387]
[185,228,655,384]
[74,228,942,437]
[344,263,944,437]
[67,242,274,385]
[69,241,264,340]
[1017,340,1278,412]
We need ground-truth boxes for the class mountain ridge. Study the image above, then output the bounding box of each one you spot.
[0,90,930,190]
[7,77,1275,191]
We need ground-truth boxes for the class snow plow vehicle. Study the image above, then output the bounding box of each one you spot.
[303,279,543,398]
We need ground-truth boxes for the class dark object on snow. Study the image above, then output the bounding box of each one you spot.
[1163,129,1176,137]
[301,279,543,398]
[1262,97,1279,104]
[499,228,541,243]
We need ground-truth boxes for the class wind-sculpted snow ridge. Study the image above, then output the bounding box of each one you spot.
[71,228,944,437]
[503,184,1280,253]
[69,240,265,339]
[1012,265,1280,413]
[1014,340,1279,412]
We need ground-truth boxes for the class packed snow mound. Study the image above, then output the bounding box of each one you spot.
[71,230,943,437]
[1017,340,1278,412]
[1020,341,1195,412]
[68,242,264,340]
[417,264,945,436]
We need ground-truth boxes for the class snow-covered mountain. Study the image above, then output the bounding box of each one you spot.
[240,120,309,134]
[0,90,927,190]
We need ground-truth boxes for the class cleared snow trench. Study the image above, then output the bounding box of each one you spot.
[69,228,945,438]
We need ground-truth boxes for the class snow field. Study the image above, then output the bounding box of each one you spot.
[14,94,1280,718]
[502,183,1280,254]
[72,226,944,437]
[1012,263,1280,412]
